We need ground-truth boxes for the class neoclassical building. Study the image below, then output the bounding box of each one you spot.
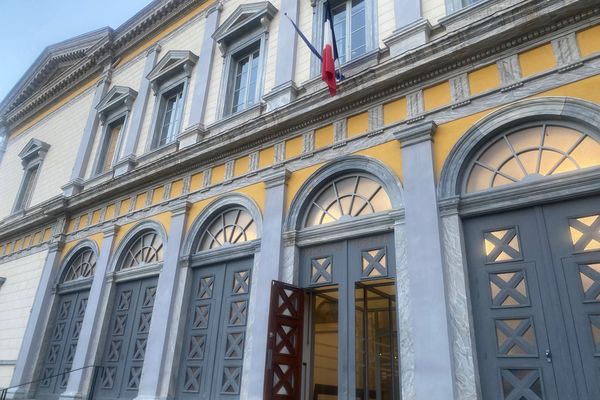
[0,0,599,399]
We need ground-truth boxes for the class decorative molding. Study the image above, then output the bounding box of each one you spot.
[449,73,470,105]
[407,91,424,118]
[224,159,235,182]
[368,105,384,131]
[147,50,198,93]
[497,55,521,87]
[263,168,290,188]
[552,32,581,67]
[302,130,315,155]
[274,141,285,164]
[96,86,138,123]
[393,121,437,148]
[248,151,259,173]
[333,119,347,145]
[202,168,212,189]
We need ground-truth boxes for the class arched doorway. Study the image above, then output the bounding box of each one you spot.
[36,243,97,399]
[287,158,404,400]
[94,225,165,399]
[441,98,600,399]
[176,197,261,399]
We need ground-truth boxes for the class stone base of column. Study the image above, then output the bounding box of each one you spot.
[384,19,432,57]
[263,81,299,112]
[113,155,138,177]
[177,124,206,149]
[58,391,85,400]
[61,178,85,197]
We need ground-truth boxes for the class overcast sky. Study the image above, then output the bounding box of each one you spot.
[0,0,153,100]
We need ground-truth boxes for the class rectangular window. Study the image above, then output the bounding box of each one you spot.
[153,84,184,149]
[15,164,39,211]
[228,43,261,115]
[96,119,124,174]
[330,0,367,64]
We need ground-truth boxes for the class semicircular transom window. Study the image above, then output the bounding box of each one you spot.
[197,207,257,252]
[119,230,164,270]
[466,124,600,193]
[63,248,97,283]
[304,174,392,227]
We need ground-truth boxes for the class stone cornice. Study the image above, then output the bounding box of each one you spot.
[0,0,598,241]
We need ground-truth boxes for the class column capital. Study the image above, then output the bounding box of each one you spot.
[170,200,191,216]
[102,224,120,238]
[48,239,65,253]
[394,120,437,148]
[263,168,291,188]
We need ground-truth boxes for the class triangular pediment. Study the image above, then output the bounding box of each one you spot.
[146,50,199,85]
[96,86,138,117]
[18,139,50,162]
[213,2,277,47]
[0,27,112,114]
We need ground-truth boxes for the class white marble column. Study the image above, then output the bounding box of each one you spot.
[114,45,161,176]
[240,169,289,400]
[178,4,222,148]
[60,225,119,400]
[394,121,456,400]
[135,200,190,400]
[62,66,112,196]
[9,238,65,398]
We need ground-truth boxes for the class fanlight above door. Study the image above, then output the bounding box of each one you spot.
[465,124,600,193]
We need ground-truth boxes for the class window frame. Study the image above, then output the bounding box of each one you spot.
[221,37,267,118]
[12,139,49,214]
[92,112,128,176]
[150,80,186,150]
[212,2,276,120]
[310,0,378,77]
[145,50,198,152]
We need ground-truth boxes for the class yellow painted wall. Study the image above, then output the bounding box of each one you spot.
[383,97,407,125]
[423,81,452,111]
[468,64,501,95]
[285,163,323,212]
[234,156,249,177]
[211,164,226,185]
[190,173,204,191]
[347,113,369,138]
[151,186,165,204]
[518,44,556,77]
[259,147,274,169]
[105,204,116,220]
[170,179,184,198]
[314,125,334,149]
[285,136,304,159]
[576,24,600,57]
[114,212,171,248]
[354,142,403,185]
[135,193,148,210]
[119,198,132,216]
[60,232,103,261]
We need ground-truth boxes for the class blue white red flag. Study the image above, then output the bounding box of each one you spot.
[322,1,338,96]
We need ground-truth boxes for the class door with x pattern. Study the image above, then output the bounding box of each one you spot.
[95,277,158,399]
[177,257,252,399]
[36,290,88,398]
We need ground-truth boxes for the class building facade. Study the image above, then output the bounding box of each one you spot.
[0,0,599,399]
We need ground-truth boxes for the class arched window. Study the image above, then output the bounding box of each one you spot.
[119,230,164,270]
[304,174,392,227]
[465,124,600,193]
[197,207,257,251]
[63,248,96,283]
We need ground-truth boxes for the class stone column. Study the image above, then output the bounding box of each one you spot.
[263,0,299,111]
[240,169,289,400]
[62,66,112,196]
[114,45,161,176]
[136,200,190,400]
[179,4,222,148]
[394,121,456,400]
[9,238,65,398]
[440,204,478,400]
[60,225,119,400]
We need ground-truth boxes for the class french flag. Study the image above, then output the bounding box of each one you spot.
[322,1,338,96]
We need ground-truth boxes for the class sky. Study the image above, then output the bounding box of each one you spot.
[0,0,154,100]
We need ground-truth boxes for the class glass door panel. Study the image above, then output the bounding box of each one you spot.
[355,279,399,400]
[311,286,339,400]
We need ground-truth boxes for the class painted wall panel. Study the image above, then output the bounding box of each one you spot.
[0,90,94,220]
[0,250,48,387]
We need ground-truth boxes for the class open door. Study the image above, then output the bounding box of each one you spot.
[264,281,305,399]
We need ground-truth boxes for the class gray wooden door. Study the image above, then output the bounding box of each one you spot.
[176,257,252,400]
[464,196,600,399]
[36,290,88,398]
[95,277,158,399]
